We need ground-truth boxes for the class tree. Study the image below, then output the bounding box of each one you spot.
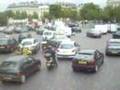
[5,10,14,18]
[80,3,102,20]
[21,11,28,19]
[0,12,8,26]
[49,4,62,19]
[32,12,39,19]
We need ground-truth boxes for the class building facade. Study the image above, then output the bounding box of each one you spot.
[107,0,120,7]
[7,1,49,18]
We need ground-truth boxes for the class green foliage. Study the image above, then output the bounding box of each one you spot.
[32,12,39,19]
[49,4,62,18]
[0,12,8,26]
[5,10,14,18]
[80,3,102,20]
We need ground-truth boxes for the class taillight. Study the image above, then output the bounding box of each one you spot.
[6,45,11,48]
[88,60,96,65]
[16,72,22,76]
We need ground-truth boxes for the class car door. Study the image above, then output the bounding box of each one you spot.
[21,58,34,76]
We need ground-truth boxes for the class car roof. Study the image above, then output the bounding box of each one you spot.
[109,39,120,42]
[5,55,27,63]
[78,50,96,54]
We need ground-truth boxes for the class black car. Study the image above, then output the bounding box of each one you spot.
[112,31,120,39]
[106,39,120,56]
[0,36,17,53]
[0,55,41,83]
[72,50,104,72]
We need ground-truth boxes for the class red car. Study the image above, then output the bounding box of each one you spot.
[0,55,41,83]
[72,50,104,72]
[0,36,17,53]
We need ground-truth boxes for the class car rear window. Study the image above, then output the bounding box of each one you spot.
[75,53,94,61]
[22,41,32,46]
[109,42,120,46]
[0,38,8,45]
[60,44,74,49]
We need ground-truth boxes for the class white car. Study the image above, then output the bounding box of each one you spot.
[19,38,40,53]
[56,41,80,59]
[94,24,108,34]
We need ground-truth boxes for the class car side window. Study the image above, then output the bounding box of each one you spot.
[34,39,38,44]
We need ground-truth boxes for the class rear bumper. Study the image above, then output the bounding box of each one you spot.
[87,33,101,38]
[72,64,95,71]
[57,54,75,59]
[0,75,21,82]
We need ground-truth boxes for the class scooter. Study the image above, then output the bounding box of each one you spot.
[44,53,57,70]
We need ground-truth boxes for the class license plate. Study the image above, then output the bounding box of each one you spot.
[4,77,12,80]
[111,51,118,54]
[78,61,87,64]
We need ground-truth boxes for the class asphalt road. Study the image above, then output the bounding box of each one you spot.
[0,30,120,90]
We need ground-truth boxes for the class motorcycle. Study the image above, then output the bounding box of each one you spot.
[44,52,56,70]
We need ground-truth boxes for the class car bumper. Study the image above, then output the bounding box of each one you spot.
[0,75,21,82]
[72,64,95,71]
[57,54,75,59]
[106,51,120,55]
[87,33,101,38]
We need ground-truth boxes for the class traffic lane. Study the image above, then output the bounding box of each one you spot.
[0,33,120,90]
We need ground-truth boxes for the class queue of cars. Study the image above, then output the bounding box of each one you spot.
[1,21,120,84]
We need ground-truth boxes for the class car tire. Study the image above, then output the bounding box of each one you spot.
[94,65,98,72]
[20,75,26,84]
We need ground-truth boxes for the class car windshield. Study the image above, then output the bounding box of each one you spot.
[75,52,94,60]
[109,42,120,46]
[22,41,32,46]
[0,38,8,45]
[60,44,74,49]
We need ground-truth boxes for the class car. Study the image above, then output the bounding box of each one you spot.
[105,39,120,56]
[42,30,55,40]
[0,36,17,53]
[19,38,40,54]
[36,27,45,35]
[56,40,80,59]
[86,29,102,38]
[0,55,41,83]
[50,34,69,45]
[72,50,104,72]
[71,26,81,33]
[15,26,29,33]
[112,31,120,39]
[4,26,15,34]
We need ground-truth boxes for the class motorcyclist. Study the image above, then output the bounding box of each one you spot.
[44,45,57,66]
[27,33,32,38]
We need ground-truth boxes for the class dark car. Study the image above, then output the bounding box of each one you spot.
[106,39,120,56]
[0,37,17,53]
[72,50,104,72]
[86,29,102,38]
[112,31,120,39]
[0,55,41,83]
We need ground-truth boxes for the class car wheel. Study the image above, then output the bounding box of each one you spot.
[20,75,26,84]
[94,65,98,72]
